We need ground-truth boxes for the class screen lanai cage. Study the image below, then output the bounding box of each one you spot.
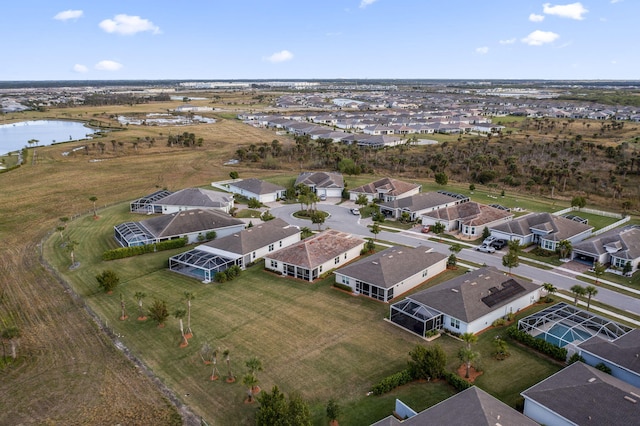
[129,190,172,213]
[389,299,444,337]
[517,302,633,348]
[169,249,238,283]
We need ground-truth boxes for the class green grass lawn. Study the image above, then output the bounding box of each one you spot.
[43,203,564,425]
[235,209,263,219]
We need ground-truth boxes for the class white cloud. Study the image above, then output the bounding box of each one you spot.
[475,46,489,54]
[264,50,294,63]
[529,13,545,22]
[99,14,160,35]
[73,64,88,73]
[611,0,622,3]
[499,38,517,45]
[542,2,588,20]
[95,60,123,71]
[54,10,83,21]
[521,30,560,46]
[359,0,378,8]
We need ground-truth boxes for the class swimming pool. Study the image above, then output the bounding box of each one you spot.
[538,323,592,347]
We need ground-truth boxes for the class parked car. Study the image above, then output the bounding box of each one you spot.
[482,235,497,245]
[475,244,496,253]
[421,225,430,234]
[319,194,327,201]
[350,208,360,215]
[490,239,507,250]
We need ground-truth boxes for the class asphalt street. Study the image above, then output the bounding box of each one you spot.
[268,201,640,317]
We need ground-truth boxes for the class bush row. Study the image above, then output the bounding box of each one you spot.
[442,371,472,392]
[214,265,242,283]
[371,369,413,396]
[103,237,187,261]
[332,282,353,293]
[506,326,567,361]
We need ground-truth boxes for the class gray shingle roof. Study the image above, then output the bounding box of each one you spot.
[408,267,539,322]
[578,328,640,375]
[423,202,513,227]
[201,218,299,255]
[380,192,458,212]
[335,246,446,289]
[156,188,233,208]
[228,178,285,196]
[350,178,421,198]
[371,387,538,426]
[522,362,640,425]
[266,230,364,269]
[492,212,593,241]
[295,172,344,189]
[573,225,640,259]
[140,209,244,237]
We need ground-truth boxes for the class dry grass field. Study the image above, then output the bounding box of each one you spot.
[0,107,290,425]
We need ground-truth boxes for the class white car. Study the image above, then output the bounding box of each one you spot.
[350,208,360,215]
[483,235,497,245]
[475,244,496,253]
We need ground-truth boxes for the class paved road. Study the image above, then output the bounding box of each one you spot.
[269,202,640,317]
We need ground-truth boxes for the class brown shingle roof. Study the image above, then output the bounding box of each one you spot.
[423,202,512,226]
[141,209,243,237]
[156,188,233,208]
[201,218,299,255]
[350,177,420,197]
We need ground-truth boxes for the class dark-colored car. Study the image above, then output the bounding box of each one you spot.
[490,239,507,250]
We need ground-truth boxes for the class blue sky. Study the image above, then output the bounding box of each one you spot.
[0,1,636,80]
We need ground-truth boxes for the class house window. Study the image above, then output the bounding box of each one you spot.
[541,240,554,251]
[335,256,340,265]
[268,244,274,252]
[341,276,349,285]
[279,241,283,247]
[319,265,323,273]
[270,260,278,268]
[422,269,428,278]
[252,252,256,259]
[344,253,347,259]
[450,318,460,329]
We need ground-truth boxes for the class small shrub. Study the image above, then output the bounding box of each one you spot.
[443,371,471,391]
[371,369,413,396]
[492,318,506,327]
[506,326,567,361]
[567,353,585,365]
[333,282,353,293]
[595,363,612,374]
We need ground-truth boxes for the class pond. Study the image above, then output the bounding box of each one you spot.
[0,120,100,156]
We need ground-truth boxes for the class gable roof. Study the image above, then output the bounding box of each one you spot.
[266,230,364,269]
[492,212,593,241]
[408,267,539,322]
[521,361,640,425]
[295,172,344,189]
[578,328,640,376]
[573,225,640,259]
[199,218,299,255]
[228,178,285,195]
[380,192,459,212]
[350,178,421,198]
[140,209,244,237]
[423,202,512,227]
[155,188,233,208]
[335,246,446,289]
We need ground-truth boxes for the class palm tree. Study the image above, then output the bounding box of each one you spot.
[66,240,79,267]
[542,283,557,302]
[134,292,147,320]
[173,309,188,348]
[245,356,263,394]
[210,349,221,381]
[119,293,128,321]
[570,284,586,306]
[242,374,259,403]
[223,349,235,383]
[557,240,572,260]
[89,196,98,218]
[370,223,381,241]
[585,285,598,311]
[461,332,477,350]
[183,292,195,339]
[458,347,478,379]
[593,261,606,285]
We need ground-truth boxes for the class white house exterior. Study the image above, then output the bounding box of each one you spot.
[490,212,593,251]
[577,329,640,388]
[390,267,540,337]
[334,246,447,302]
[572,225,640,271]
[264,230,365,282]
[140,188,234,214]
[295,172,344,198]
[224,178,286,203]
[380,192,464,221]
[421,202,513,238]
[349,178,421,203]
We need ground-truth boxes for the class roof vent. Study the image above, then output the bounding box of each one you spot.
[451,288,459,293]
[631,392,640,399]
[588,378,596,383]
[485,276,491,280]
[624,395,637,404]
[471,282,477,286]
[372,261,378,265]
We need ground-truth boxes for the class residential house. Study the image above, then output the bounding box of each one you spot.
[115,209,245,247]
[264,230,365,282]
[389,267,541,337]
[132,188,234,215]
[295,172,344,198]
[371,386,538,426]
[168,218,300,282]
[421,202,513,238]
[224,178,286,203]
[572,225,640,272]
[490,212,593,252]
[521,361,640,426]
[349,178,421,203]
[380,192,464,221]
[577,328,640,388]
[334,246,447,302]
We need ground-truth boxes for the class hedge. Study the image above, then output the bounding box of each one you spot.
[506,326,567,361]
[443,371,471,392]
[371,369,413,396]
[103,237,187,260]
[333,282,353,293]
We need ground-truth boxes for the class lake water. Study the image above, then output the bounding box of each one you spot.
[0,120,100,156]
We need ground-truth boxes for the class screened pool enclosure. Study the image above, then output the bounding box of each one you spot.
[389,299,443,337]
[518,303,633,348]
